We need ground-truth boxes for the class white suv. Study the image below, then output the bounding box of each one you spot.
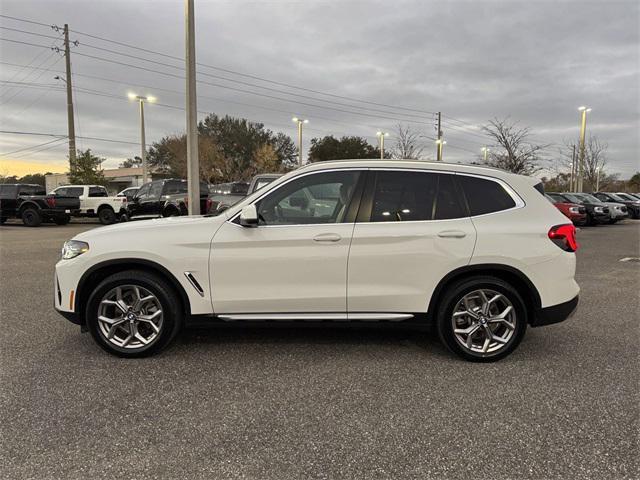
[54,160,579,361]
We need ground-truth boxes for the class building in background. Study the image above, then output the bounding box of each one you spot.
[45,167,164,193]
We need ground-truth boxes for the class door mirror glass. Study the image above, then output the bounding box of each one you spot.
[239,204,258,227]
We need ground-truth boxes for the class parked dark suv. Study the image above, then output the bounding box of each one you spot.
[547,192,609,225]
[123,179,211,221]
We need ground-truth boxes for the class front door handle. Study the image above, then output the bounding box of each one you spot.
[313,233,342,242]
[437,230,467,238]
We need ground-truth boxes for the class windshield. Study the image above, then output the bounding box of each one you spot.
[544,194,556,204]
[605,193,626,202]
[616,193,637,202]
[579,194,602,203]
[562,193,583,204]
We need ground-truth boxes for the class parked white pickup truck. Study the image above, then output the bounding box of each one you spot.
[51,185,127,224]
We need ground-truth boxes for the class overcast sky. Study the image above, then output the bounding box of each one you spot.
[1,0,638,178]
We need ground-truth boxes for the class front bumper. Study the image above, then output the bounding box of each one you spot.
[531,295,579,327]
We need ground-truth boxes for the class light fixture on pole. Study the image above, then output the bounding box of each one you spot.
[292,117,309,166]
[128,93,156,184]
[376,131,389,159]
[435,138,446,161]
[481,146,490,162]
[577,106,592,192]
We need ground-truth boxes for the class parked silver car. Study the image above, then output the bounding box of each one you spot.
[572,193,628,224]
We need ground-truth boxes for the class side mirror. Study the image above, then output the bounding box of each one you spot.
[239,204,258,227]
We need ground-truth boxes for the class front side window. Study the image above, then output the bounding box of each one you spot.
[457,175,516,216]
[162,181,187,195]
[148,182,163,199]
[256,170,360,225]
[135,184,151,200]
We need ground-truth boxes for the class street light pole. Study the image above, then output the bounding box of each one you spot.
[185,0,200,215]
[577,106,591,192]
[292,117,308,165]
[481,146,490,162]
[63,24,76,165]
[435,139,446,161]
[376,131,389,159]
[128,94,155,184]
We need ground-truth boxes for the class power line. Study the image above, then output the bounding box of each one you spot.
[0,14,52,28]
[0,137,65,156]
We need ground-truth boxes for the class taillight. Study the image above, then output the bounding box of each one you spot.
[206,198,212,213]
[46,197,56,208]
[548,224,578,252]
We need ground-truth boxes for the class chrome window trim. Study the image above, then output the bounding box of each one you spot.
[227,166,525,227]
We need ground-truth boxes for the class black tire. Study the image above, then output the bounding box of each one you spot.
[21,207,42,227]
[119,213,129,222]
[53,214,71,225]
[163,207,180,217]
[436,275,528,362]
[98,207,116,225]
[608,218,617,224]
[0,217,7,224]
[86,270,183,358]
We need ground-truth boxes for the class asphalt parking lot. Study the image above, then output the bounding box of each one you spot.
[1,220,638,479]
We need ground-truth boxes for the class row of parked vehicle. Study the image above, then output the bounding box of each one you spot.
[545,191,640,225]
[0,173,282,227]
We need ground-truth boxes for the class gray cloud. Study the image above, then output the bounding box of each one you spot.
[1,0,638,176]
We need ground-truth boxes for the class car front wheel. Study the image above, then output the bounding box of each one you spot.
[86,270,183,357]
[437,276,527,362]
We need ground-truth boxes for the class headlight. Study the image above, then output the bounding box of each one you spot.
[569,206,580,214]
[61,240,89,259]
[594,206,604,213]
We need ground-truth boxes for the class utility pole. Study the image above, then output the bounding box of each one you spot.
[63,24,76,165]
[436,111,442,161]
[596,165,602,191]
[376,131,389,159]
[577,106,591,192]
[292,117,308,165]
[185,0,200,215]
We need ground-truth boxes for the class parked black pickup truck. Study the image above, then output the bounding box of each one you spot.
[123,179,211,221]
[0,183,81,227]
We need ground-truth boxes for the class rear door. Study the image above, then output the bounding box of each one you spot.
[347,169,476,314]
[0,184,19,217]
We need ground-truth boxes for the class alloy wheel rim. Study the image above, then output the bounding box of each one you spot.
[97,285,163,349]
[451,289,516,355]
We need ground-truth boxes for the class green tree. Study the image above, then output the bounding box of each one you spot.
[18,173,51,186]
[148,113,297,182]
[119,156,142,168]
[628,172,640,190]
[308,135,385,162]
[68,149,106,185]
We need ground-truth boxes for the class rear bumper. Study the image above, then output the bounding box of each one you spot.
[531,295,578,327]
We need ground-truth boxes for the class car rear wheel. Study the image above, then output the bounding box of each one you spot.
[86,270,183,357]
[21,208,42,227]
[0,217,7,224]
[437,276,527,362]
[98,207,116,225]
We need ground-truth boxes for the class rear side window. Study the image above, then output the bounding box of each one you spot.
[370,171,438,222]
[0,185,17,197]
[368,171,466,222]
[163,181,187,195]
[458,175,516,216]
[88,186,108,197]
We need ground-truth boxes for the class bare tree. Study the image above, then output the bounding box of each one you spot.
[482,117,549,175]
[560,135,609,190]
[392,124,425,160]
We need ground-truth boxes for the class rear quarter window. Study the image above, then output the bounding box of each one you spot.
[458,175,516,216]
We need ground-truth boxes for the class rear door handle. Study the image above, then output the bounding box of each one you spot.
[313,233,342,242]
[437,230,467,238]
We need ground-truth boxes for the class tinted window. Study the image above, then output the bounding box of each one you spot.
[60,187,84,197]
[547,193,566,203]
[562,193,583,204]
[162,181,187,195]
[370,171,437,222]
[18,185,45,195]
[458,175,516,216]
[434,174,466,220]
[148,182,163,198]
[135,183,151,200]
[257,170,360,225]
[0,185,17,197]
[89,186,108,197]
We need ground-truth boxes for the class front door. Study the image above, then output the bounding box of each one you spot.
[210,169,364,314]
[347,170,476,313]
